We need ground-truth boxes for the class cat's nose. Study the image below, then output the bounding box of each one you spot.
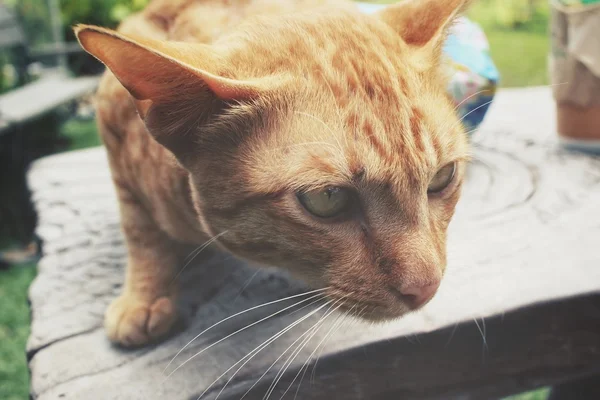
[396,281,440,310]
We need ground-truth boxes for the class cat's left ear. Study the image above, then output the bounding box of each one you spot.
[377,0,471,66]
[74,25,288,162]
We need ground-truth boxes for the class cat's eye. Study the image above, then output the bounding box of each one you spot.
[297,187,351,218]
[428,162,456,194]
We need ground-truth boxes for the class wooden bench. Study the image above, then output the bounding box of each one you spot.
[0,4,99,135]
[26,87,600,399]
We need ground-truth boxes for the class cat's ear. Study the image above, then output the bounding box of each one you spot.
[74,25,286,159]
[377,0,471,65]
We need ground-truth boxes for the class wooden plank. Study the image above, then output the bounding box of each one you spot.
[26,87,600,399]
[0,74,100,129]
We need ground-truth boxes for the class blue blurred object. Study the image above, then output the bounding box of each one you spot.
[357,2,500,134]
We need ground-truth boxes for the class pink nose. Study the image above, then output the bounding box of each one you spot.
[397,281,440,309]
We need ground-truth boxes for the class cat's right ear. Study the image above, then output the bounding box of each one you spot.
[74,25,287,160]
[377,0,472,68]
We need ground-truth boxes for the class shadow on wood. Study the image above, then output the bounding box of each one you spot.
[223,295,600,400]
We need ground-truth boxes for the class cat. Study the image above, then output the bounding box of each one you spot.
[75,0,471,347]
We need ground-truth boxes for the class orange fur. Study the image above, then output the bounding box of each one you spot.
[75,0,470,347]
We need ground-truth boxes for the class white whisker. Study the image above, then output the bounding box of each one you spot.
[309,306,351,385]
[444,323,459,348]
[453,89,492,112]
[232,269,262,304]
[170,231,228,285]
[464,127,480,137]
[163,287,328,374]
[279,302,346,400]
[263,302,338,400]
[265,297,348,400]
[240,297,347,400]
[473,317,488,353]
[273,141,339,152]
[293,111,344,155]
[198,300,333,400]
[449,99,495,133]
[163,291,328,381]
[319,74,348,149]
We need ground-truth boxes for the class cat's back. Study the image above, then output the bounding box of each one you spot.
[119,0,349,43]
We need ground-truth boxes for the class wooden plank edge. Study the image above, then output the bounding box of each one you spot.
[215,293,600,400]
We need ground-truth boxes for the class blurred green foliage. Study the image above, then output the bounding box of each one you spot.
[4,0,150,46]
[60,0,150,41]
[0,264,36,400]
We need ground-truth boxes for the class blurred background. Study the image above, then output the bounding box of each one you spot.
[0,0,550,399]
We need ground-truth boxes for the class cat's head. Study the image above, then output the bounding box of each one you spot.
[76,0,471,320]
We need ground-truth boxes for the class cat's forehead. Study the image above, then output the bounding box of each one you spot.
[228,11,411,77]
[248,89,466,197]
[240,12,468,193]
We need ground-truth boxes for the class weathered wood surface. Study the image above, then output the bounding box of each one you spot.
[27,87,600,400]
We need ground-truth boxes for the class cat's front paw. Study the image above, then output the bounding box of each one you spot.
[104,294,179,347]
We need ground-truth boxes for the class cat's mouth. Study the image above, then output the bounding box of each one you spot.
[325,289,411,322]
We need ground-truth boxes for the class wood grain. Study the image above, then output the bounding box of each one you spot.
[26,87,600,399]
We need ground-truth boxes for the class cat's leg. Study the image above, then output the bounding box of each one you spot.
[105,199,188,347]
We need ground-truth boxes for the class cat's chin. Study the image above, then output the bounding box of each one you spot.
[334,299,412,323]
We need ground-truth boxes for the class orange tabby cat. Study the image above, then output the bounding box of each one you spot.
[75,0,471,347]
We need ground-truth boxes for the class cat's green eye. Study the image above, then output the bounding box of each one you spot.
[298,187,351,218]
[428,162,456,194]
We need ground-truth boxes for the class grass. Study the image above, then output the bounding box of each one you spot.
[60,118,101,150]
[508,388,551,400]
[468,0,550,87]
[0,1,552,399]
[0,264,36,400]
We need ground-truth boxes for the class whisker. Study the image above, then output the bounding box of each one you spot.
[473,317,488,353]
[265,300,344,400]
[170,231,228,286]
[317,70,344,127]
[232,269,262,304]
[453,89,492,112]
[240,296,348,400]
[182,245,203,264]
[280,303,347,400]
[318,73,348,150]
[293,111,344,155]
[449,99,495,132]
[309,306,352,385]
[163,291,328,380]
[163,287,328,374]
[272,141,339,152]
[464,127,480,136]
[444,323,459,348]
[198,300,333,400]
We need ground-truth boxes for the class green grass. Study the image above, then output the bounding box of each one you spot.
[505,388,551,400]
[468,0,550,87]
[60,119,101,151]
[0,264,36,400]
